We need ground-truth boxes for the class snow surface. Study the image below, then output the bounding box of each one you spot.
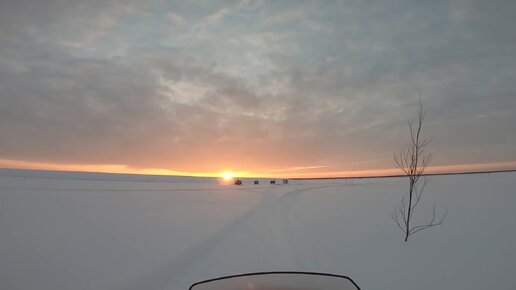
[1,169,515,290]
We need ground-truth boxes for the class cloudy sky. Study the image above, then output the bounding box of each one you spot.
[0,0,515,177]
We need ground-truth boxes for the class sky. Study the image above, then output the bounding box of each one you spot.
[0,0,515,178]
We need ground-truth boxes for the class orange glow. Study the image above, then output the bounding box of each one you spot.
[0,158,515,179]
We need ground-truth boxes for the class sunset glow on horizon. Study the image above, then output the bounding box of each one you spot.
[0,1,515,179]
[1,158,515,179]
[221,172,235,181]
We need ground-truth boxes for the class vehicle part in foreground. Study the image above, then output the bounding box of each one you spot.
[189,271,361,290]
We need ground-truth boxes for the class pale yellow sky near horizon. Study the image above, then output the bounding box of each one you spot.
[1,158,515,179]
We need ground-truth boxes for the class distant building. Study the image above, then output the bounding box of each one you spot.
[254,180,259,185]
[270,180,276,184]
[283,179,289,184]
[234,179,242,185]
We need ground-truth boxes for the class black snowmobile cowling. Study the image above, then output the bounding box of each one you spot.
[188,271,361,290]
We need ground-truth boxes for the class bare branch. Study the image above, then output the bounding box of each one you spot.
[391,210,406,233]
[409,207,447,236]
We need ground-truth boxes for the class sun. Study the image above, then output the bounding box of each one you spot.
[221,172,234,182]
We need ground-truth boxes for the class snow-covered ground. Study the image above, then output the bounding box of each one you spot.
[1,169,515,290]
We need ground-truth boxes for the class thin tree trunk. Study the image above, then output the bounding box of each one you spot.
[391,95,446,242]
[405,179,414,242]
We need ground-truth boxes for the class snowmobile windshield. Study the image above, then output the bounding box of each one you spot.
[188,271,361,290]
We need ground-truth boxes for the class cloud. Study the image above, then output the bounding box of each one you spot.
[167,11,185,25]
[0,0,515,174]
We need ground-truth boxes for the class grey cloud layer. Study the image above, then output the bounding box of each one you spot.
[1,0,515,171]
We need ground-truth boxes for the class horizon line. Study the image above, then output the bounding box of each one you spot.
[1,166,515,180]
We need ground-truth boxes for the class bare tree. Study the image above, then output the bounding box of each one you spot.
[392,94,447,242]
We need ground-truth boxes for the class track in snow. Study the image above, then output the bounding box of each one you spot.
[120,185,335,290]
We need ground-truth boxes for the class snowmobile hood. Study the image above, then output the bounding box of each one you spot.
[189,271,361,290]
